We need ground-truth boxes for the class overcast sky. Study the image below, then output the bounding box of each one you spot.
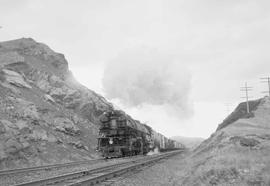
[1,0,270,138]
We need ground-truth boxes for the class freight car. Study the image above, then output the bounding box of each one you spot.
[149,130,185,152]
[97,110,183,158]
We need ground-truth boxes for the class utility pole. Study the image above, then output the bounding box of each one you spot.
[260,77,270,96]
[240,82,252,113]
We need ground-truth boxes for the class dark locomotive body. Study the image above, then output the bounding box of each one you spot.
[97,110,183,158]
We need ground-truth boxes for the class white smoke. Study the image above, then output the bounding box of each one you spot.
[147,147,160,156]
[102,47,193,118]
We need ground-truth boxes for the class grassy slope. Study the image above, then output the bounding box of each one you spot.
[176,97,270,186]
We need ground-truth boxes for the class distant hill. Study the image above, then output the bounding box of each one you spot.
[178,97,270,185]
[170,136,204,149]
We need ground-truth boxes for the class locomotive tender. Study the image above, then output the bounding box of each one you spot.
[97,110,183,158]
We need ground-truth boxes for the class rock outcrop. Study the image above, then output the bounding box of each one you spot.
[181,97,270,185]
[0,38,113,169]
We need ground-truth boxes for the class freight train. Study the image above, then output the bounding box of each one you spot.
[97,110,184,158]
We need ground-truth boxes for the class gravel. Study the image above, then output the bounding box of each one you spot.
[103,152,189,186]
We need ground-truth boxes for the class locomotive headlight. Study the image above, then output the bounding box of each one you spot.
[109,138,113,144]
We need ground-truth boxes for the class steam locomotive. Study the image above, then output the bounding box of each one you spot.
[97,110,184,158]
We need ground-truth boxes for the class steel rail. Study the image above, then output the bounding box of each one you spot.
[12,150,183,186]
[68,151,181,186]
[12,159,141,186]
[0,154,144,177]
[0,159,103,176]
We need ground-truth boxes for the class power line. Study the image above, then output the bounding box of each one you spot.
[240,82,252,113]
[260,77,270,96]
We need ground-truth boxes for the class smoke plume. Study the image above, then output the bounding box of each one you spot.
[102,47,193,118]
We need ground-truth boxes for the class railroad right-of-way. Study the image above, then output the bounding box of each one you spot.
[0,155,143,186]
[0,150,184,186]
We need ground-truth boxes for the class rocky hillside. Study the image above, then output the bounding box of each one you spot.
[0,38,114,169]
[170,136,204,149]
[181,97,270,185]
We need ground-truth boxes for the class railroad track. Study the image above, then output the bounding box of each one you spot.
[0,154,144,177]
[0,155,146,186]
[0,159,104,176]
[11,150,183,186]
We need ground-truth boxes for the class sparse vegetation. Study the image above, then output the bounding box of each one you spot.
[175,97,270,185]
[0,70,6,82]
[178,142,270,185]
